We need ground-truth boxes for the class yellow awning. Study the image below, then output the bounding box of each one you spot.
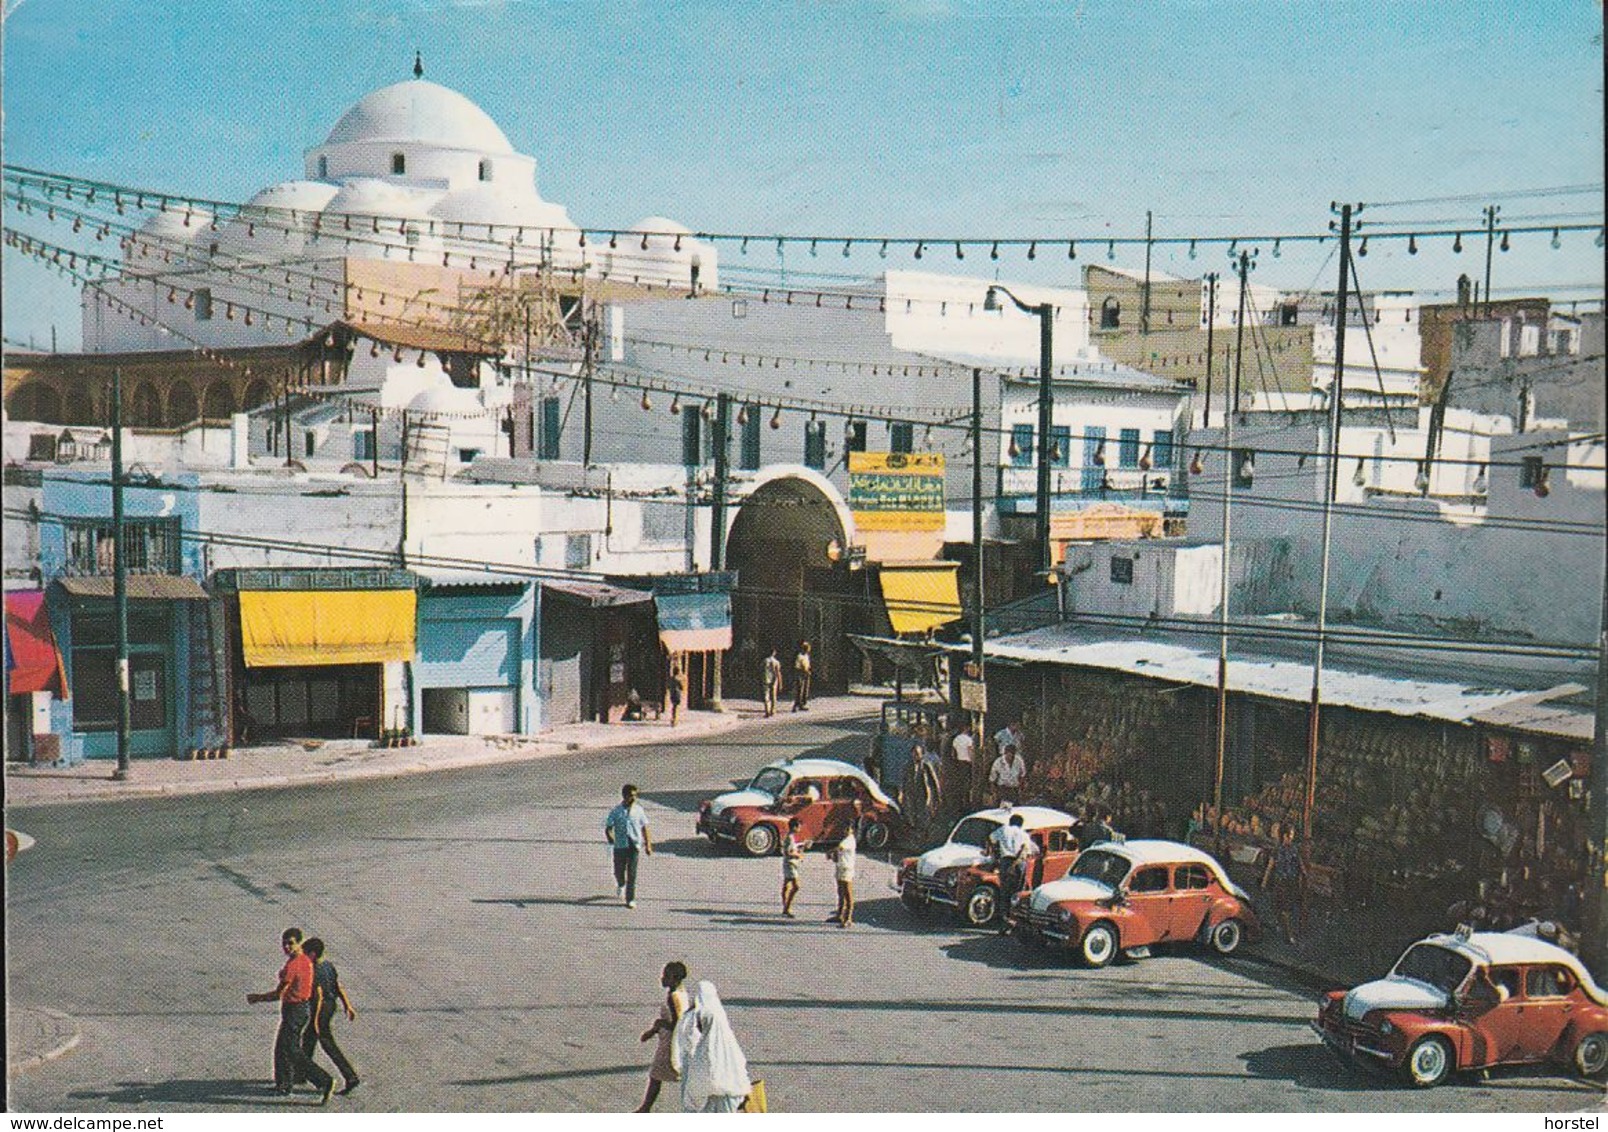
[878,562,962,636]
[239,590,416,668]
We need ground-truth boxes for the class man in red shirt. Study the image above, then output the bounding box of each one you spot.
[247,928,334,1103]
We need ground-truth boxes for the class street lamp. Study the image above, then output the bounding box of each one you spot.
[984,285,1055,572]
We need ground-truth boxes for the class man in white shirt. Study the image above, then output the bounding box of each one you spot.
[949,723,976,814]
[830,819,858,928]
[989,745,1026,806]
[987,813,1038,931]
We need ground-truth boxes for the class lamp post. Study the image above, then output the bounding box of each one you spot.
[983,285,1054,573]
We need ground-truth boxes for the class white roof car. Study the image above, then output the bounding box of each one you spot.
[711,757,896,813]
[914,806,1075,878]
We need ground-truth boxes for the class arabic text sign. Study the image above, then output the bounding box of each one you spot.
[849,452,945,531]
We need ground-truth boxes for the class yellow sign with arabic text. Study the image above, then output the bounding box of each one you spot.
[849,451,946,532]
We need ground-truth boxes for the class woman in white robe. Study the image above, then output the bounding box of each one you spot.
[674,980,750,1112]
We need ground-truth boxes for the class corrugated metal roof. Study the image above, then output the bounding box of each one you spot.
[980,624,1574,725]
[1469,697,1594,741]
[416,567,534,591]
[542,579,653,608]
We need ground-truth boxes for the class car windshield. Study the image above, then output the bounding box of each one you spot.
[1392,944,1473,994]
[948,817,1002,848]
[748,767,791,797]
[1069,850,1131,888]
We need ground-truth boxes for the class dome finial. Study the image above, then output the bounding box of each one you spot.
[413,50,424,79]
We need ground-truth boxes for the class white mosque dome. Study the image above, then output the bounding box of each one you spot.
[407,384,485,417]
[323,79,515,155]
[219,181,340,259]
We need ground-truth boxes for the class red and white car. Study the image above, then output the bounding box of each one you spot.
[1009,839,1259,966]
[1313,927,1608,1087]
[896,806,1079,927]
[695,757,901,856]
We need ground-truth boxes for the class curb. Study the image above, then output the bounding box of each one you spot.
[4,700,857,808]
[6,1006,82,1078]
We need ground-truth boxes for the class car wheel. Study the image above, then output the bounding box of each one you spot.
[1402,1036,1453,1088]
[1572,1031,1608,1079]
[742,824,778,857]
[900,886,929,914]
[862,820,891,851]
[963,885,999,928]
[1080,921,1118,968]
[1209,918,1244,955]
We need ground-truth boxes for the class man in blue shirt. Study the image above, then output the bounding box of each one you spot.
[605,783,653,908]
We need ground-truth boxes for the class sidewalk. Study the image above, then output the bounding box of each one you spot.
[2,695,875,809]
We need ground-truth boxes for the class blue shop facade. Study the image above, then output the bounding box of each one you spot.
[38,470,211,760]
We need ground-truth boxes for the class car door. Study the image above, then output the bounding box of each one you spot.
[1516,965,1579,1062]
[785,778,830,844]
[1035,828,1078,888]
[1123,865,1172,944]
[1169,863,1216,939]
[1465,966,1528,1066]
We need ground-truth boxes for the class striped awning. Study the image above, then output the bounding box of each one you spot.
[655,590,732,652]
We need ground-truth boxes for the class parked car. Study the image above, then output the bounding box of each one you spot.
[896,805,1079,927]
[1312,927,1608,1087]
[1008,839,1259,966]
[695,757,902,857]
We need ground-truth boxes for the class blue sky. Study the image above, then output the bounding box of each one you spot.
[3,0,1603,349]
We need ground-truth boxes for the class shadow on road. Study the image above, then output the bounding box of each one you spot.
[641,788,731,815]
[651,836,724,859]
[452,1062,640,1088]
[1239,1043,1378,1091]
[69,1079,312,1108]
[471,894,616,909]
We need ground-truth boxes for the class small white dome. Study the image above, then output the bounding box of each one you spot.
[246,180,340,215]
[630,216,693,236]
[324,178,442,221]
[323,79,515,155]
[431,184,572,231]
[219,181,340,260]
[407,384,484,417]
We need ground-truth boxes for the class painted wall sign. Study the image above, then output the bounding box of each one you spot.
[849,452,945,531]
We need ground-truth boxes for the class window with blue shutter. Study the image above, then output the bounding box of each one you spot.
[890,422,913,453]
[740,404,761,470]
[804,420,827,469]
[1050,425,1071,467]
[681,412,702,467]
[1011,424,1034,467]
[1119,428,1141,467]
[540,396,561,459]
[1152,428,1174,471]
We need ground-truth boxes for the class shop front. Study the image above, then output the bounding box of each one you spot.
[651,572,735,712]
[216,568,419,742]
[52,575,208,760]
[414,574,538,736]
[539,579,655,725]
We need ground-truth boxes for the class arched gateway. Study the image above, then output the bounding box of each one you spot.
[723,470,869,700]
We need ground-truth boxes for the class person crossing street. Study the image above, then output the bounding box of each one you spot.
[605,783,653,908]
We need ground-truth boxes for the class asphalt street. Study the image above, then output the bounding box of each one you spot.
[6,712,1602,1113]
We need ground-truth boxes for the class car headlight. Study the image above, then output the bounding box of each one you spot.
[1057,906,1074,924]
[1377,1020,1395,1036]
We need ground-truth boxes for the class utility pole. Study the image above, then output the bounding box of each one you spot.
[1303,202,1357,846]
[111,367,131,780]
[1482,204,1500,319]
[1588,541,1608,978]
[1141,210,1154,335]
[1202,273,1218,429]
[708,393,730,712]
[582,305,597,465]
[1211,252,1253,843]
[971,366,987,783]
[1034,302,1054,573]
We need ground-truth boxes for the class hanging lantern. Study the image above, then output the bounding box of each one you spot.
[1533,465,1551,498]
[640,390,652,411]
[1007,435,1021,460]
[1472,463,1488,494]
[769,407,782,430]
[736,404,749,426]
[370,339,381,358]
[1092,441,1107,466]
[1353,457,1367,487]
[1138,444,1153,471]
[669,394,681,415]
[393,345,405,363]
[1189,449,1204,476]
[416,350,428,367]
[1414,462,1430,494]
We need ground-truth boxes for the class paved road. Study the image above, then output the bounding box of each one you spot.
[6,713,1601,1113]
